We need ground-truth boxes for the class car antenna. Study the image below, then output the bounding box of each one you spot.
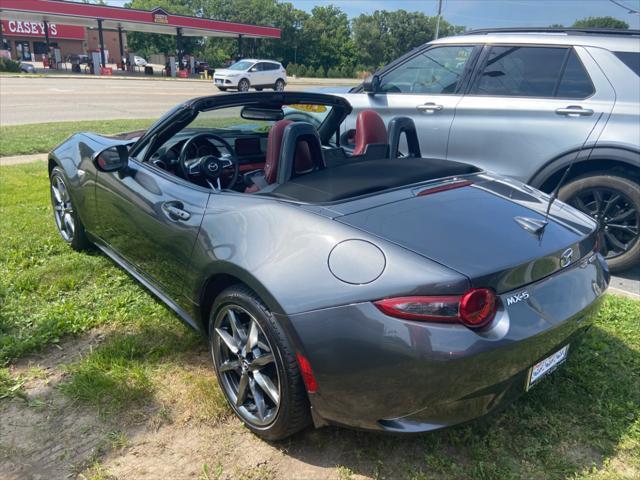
[537,111,604,235]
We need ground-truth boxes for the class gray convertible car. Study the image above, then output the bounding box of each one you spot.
[49,92,609,440]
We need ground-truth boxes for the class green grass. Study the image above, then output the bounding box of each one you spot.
[0,119,154,157]
[0,160,639,479]
[0,160,186,363]
[0,117,261,157]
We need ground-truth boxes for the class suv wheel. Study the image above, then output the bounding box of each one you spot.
[274,79,285,91]
[558,173,640,272]
[50,166,91,251]
[238,79,250,92]
[208,285,311,440]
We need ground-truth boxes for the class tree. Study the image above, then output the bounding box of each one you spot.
[300,5,355,71]
[572,16,629,29]
[352,10,463,69]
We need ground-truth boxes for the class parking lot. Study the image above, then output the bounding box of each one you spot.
[0,75,357,125]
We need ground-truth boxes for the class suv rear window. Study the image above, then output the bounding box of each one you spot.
[473,46,594,98]
[614,51,640,77]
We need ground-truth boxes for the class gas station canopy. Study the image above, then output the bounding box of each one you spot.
[0,0,281,39]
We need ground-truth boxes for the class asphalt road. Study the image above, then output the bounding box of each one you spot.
[0,75,638,297]
[0,76,350,125]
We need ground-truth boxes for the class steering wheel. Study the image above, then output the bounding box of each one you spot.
[178,133,239,190]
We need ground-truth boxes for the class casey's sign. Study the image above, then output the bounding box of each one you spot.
[1,20,85,40]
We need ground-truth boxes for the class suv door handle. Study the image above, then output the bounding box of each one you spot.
[555,106,594,116]
[417,102,444,113]
[162,201,191,221]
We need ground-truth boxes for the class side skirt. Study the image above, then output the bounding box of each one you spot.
[93,239,203,334]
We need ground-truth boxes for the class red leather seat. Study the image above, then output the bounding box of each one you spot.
[263,120,314,184]
[353,110,388,156]
[245,120,315,193]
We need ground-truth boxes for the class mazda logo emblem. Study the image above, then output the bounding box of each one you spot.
[208,163,218,172]
[560,247,573,268]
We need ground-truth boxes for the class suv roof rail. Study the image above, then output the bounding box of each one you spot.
[463,27,640,36]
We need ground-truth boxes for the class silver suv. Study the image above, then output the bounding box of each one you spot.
[339,28,640,271]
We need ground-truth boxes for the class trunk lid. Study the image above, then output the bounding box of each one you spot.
[336,177,597,293]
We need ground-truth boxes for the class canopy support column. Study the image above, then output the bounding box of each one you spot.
[97,18,106,68]
[118,26,125,69]
[237,34,243,59]
[43,20,50,52]
[176,27,183,70]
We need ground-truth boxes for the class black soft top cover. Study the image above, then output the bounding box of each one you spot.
[269,157,480,203]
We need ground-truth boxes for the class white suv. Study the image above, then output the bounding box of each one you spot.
[214,59,287,92]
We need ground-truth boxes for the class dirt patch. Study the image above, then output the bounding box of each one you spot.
[0,329,113,479]
[0,329,378,480]
[1,328,635,480]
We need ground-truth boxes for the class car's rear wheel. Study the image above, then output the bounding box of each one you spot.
[559,173,640,272]
[274,79,285,91]
[50,166,91,251]
[208,285,311,440]
[238,79,250,92]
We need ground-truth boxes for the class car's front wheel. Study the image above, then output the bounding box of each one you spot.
[559,173,640,272]
[237,79,250,92]
[208,285,311,440]
[50,166,91,251]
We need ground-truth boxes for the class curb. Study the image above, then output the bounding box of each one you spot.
[608,286,640,301]
[0,154,48,166]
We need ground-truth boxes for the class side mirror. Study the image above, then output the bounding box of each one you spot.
[249,66,258,72]
[94,144,128,172]
[363,74,381,94]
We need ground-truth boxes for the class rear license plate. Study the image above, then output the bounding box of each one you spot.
[526,345,569,390]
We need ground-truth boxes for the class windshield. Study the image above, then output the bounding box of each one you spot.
[227,61,254,71]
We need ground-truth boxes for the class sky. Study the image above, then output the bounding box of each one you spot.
[287,0,640,29]
[102,0,640,29]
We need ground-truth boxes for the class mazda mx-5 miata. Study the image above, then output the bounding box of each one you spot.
[48,92,609,440]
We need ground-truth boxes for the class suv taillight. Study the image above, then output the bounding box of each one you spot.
[374,288,497,329]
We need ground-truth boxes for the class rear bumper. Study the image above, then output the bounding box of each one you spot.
[282,253,609,433]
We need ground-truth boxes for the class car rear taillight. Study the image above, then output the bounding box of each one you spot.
[459,288,497,327]
[374,288,497,329]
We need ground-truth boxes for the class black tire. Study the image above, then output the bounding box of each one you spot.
[208,285,311,440]
[274,79,285,91]
[237,78,250,92]
[50,166,91,251]
[217,87,227,91]
[558,173,640,272]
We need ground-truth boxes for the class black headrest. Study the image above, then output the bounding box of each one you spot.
[277,122,324,184]
[388,116,421,159]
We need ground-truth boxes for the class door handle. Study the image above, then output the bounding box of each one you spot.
[162,202,191,221]
[417,102,444,113]
[555,106,594,116]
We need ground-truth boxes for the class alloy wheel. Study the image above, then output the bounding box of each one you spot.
[212,305,281,426]
[568,186,639,259]
[238,79,250,92]
[275,79,285,91]
[51,174,75,242]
